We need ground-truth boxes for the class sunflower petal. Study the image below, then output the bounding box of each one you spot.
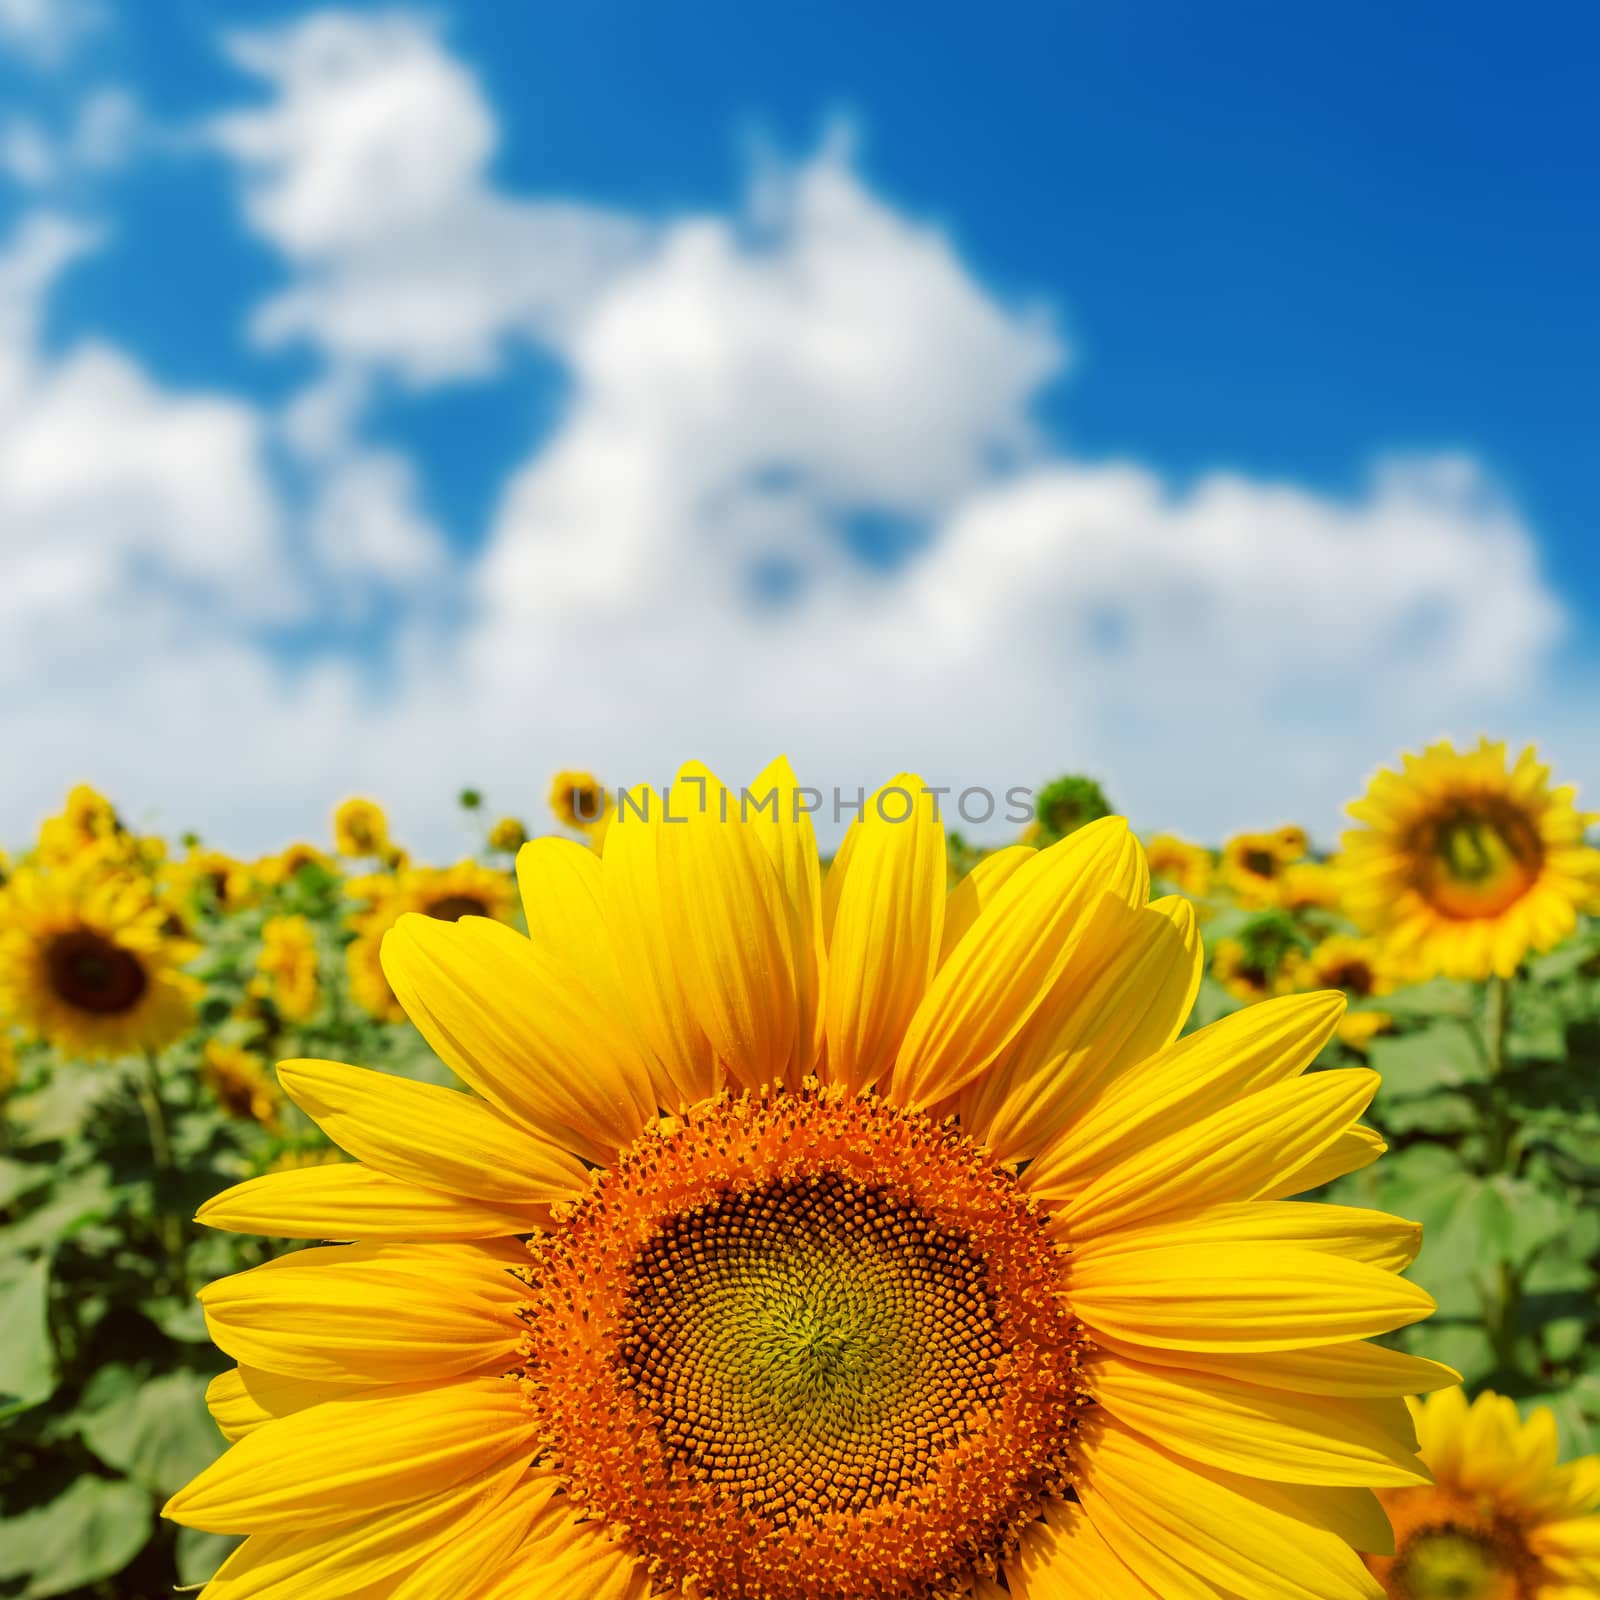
[162,1375,534,1534]
[198,1241,525,1386]
[938,846,1035,968]
[1069,1242,1435,1352]
[276,1059,587,1208]
[196,1163,537,1241]
[823,775,945,1095]
[1260,1123,1386,1198]
[390,1470,558,1600]
[381,914,653,1164]
[206,1366,366,1442]
[893,818,1147,1109]
[1006,1496,1161,1598]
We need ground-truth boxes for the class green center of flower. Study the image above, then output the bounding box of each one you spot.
[46,929,149,1016]
[1391,1527,1526,1600]
[620,1172,1007,1524]
[1418,803,1543,918]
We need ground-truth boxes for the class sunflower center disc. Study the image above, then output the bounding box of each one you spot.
[1391,1526,1528,1600]
[519,1089,1092,1600]
[1416,803,1543,919]
[46,930,149,1015]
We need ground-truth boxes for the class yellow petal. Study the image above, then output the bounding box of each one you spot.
[194,1456,527,1599]
[465,1500,651,1600]
[515,837,626,1011]
[381,913,654,1164]
[1089,1330,1459,1399]
[163,1375,534,1534]
[1069,1242,1435,1352]
[1006,1496,1161,1599]
[938,845,1034,968]
[656,762,798,1091]
[1055,1069,1380,1234]
[602,782,717,1107]
[390,1470,558,1600]
[893,818,1147,1109]
[206,1366,366,1442]
[962,893,1200,1162]
[277,1059,586,1208]
[823,774,945,1095]
[1026,989,1346,1200]
[196,1162,536,1241]
[198,1241,525,1386]
[1080,1424,1384,1600]
[1090,1352,1427,1487]
[746,754,828,1082]
[1194,1467,1397,1557]
[1259,1123,1387,1198]
[1078,1200,1422,1274]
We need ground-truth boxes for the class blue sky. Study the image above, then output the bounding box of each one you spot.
[1,1,1595,851]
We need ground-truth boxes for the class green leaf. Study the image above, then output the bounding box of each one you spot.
[0,1255,56,1419]
[9,1061,128,1145]
[0,1165,119,1258]
[0,1476,152,1598]
[78,1367,224,1495]
[1369,1022,1486,1098]
[176,1526,242,1587]
[1371,979,1475,1019]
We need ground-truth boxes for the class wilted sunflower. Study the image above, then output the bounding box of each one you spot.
[1365,1387,1600,1599]
[170,761,1445,1600]
[1343,739,1599,981]
[1144,832,1213,898]
[548,768,609,832]
[0,863,200,1059]
[202,1042,284,1133]
[334,797,391,859]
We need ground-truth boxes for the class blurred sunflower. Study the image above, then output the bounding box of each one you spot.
[167,847,257,914]
[171,761,1443,1600]
[1365,1387,1600,1598]
[1221,829,1295,906]
[333,797,391,859]
[1145,832,1213,897]
[250,915,321,1023]
[487,816,528,854]
[202,1041,283,1133]
[1336,1011,1394,1056]
[548,768,609,833]
[255,842,336,889]
[1281,860,1344,913]
[0,1031,17,1098]
[345,929,405,1023]
[0,863,199,1059]
[35,783,123,866]
[1342,739,1600,981]
[1275,824,1311,860]
[1295,935,1396,1002]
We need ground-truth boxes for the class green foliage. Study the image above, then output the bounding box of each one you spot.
[1033,774,1113,841]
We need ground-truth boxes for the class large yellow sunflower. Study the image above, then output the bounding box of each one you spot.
[0,862,200,1060]
[1343,740,1600,981]
[1365,1387,1600,1599]
[169,760,1448,1600]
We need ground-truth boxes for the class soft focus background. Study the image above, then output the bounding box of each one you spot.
[1,0,1597,851]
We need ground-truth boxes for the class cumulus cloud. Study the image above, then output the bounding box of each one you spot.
[1,88,141,189]
[0,7,1577,856]
[0,0,100,66]
[213,10,645,383]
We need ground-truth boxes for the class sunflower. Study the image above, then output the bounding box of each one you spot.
[249,916,321,1024]
[1222,829,1296,907]
[1342,740,1600,982]
[167,847,258,914]
[1275,825,1311,860]
[1145,833,1214,898]
[203,1042,284,1133]
[487,816,528,854]
[548,768,610,832]
[1282,860,1344,913]
[0,862,200,1059]
[35,782,123,866]
[1337,1012,1394,1056]
[169,758,1447,1599]
[345,929,405,1023]
[334,798,391,859]
[1365,1387,1600,1598]
[1293,935,1396,1002]
[255,842,336,889]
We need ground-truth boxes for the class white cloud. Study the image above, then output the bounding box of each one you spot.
[0,9,1579,858]
[0,0,100,66]
[214,10,645,383]
[1,88,140,189]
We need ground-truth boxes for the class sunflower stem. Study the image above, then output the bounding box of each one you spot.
[138,1051,187,1294]
[1481,975,1522,1377]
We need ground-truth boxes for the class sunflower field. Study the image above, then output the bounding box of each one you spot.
[0,743,1597,1599]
